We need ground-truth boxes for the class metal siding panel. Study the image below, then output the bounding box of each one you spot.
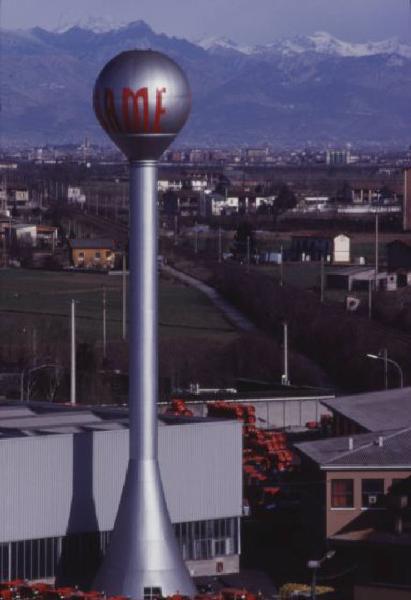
[0,435,73,543]
[285,400,300,427]
[269,402,286,428]
[301,400,319,425]
[159,421,243,522]
[93,429,128,531]
[0,420,242,543]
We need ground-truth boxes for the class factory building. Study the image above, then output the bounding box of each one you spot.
[0,403,242,585]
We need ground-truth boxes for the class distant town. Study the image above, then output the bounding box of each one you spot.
[2,138,411,600]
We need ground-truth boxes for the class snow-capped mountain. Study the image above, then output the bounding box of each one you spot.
[1,21,411,147]
[198,30,411,60]
[276,31,411,59]
[53,16,130,34]
[196,36,256,55]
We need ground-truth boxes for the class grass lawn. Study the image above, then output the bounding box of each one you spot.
[0,269,236,348]
[257,262,322,289]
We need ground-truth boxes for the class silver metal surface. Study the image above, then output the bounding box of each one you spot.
[0,419,242,543]
[93,50,191,161]
[93,163,195,598]
[93,49,194,599]
[70,300,76,406]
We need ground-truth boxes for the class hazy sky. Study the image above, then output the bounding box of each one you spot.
[2,0,411,44]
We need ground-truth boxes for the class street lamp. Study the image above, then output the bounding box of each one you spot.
[366,350,404,389]
[307,550,336,600]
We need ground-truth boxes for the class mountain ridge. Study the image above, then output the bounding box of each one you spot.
[1,21,410,147]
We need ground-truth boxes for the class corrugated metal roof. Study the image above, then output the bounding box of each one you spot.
[0,407,36,419]
[296,427,411,468]
[0,412,103,430]
[322,387,411,432]
[68,239,115,249]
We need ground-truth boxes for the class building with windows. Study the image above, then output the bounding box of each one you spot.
[295,428,411,598]
[0,403,242,585]
[293,388,411,598]
[68,239,117,269]
[296,429,411,537]
[289,233,350,263]
[67,186,86,208]
[326,150,351,166]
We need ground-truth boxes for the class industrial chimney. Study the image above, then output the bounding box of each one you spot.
[92,50,195,599]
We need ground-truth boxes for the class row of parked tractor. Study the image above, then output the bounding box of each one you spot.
[0,581,126,600]
[0,581,258,600]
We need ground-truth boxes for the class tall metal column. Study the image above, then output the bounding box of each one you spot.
[122,252,127,340]
[95,160,194,597]
[92,49,194,599]
[129,161,158,460]
[70,299,76,406]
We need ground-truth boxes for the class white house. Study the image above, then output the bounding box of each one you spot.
[333,234,351,263]
[67,186,86,207]
[210,195,239,216]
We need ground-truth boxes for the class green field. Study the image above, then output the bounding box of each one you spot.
[0,269,236,349]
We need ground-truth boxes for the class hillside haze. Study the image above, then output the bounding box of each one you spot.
[1,21,411,148]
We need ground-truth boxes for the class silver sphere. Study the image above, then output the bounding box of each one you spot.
[93,50,191,161]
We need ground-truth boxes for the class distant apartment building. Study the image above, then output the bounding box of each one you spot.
[208,194,239,217]
[0,188,7,214]
[67,186,86,207]
[7,187,30,210]
[161,190,204,218]
[158,177,209,193]
[244,147,269,163]
[326,149,351,166]
[158,179,183,192]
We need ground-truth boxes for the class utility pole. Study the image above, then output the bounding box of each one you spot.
[31,328,37,365]
[320,256,325,303]
[218,227,222,263]
[368,279,373,319]
[20,372,24,403]
[382,347,388,390]
[279,244,284,287]
[375,212,379,291]
[246,235,250,273]
[102,286,107,359]
[282,321,290,386]
[174,215,178,246]
[122,252,127,340]
[194,227,198,254]
[70,300,76,406]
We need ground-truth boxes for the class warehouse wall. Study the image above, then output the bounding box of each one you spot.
[0,420,242,543]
